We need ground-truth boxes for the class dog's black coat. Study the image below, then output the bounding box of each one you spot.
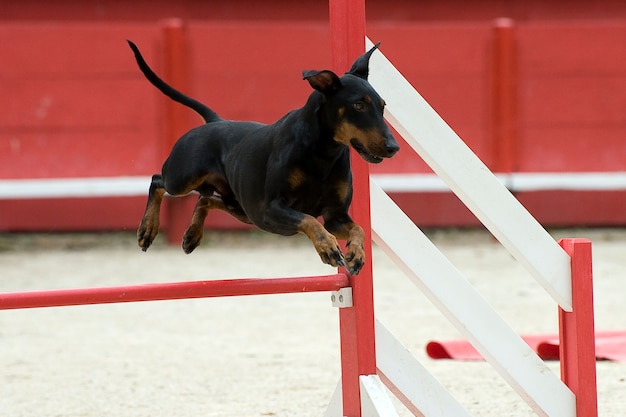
[129,41,398,274]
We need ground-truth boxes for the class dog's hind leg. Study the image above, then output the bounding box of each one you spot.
[182,194,252,254]
[137,174,166,251]
[182,194,212,254]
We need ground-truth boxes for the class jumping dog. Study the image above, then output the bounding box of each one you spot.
[128,41,398,275]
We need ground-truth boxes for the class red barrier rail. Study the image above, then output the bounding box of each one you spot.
[0,273,349,310]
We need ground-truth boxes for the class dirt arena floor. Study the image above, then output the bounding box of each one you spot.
[1,228,624,416]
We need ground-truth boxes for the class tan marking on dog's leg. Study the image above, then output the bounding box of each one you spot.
[335,180,350,204]
[182,195,253,254]
[207,196,252,224]
[298,215,346,268]
[137,187,165,251]
[326,221,365,275]
[182,195,212,254]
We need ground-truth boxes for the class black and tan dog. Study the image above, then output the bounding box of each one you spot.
[128,41,398,275]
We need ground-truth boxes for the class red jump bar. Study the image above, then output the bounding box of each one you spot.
[0,273,349,310]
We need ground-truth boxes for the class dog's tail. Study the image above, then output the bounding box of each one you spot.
[127,40,221,124]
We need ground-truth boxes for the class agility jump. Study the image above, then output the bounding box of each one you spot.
[0,0,597,415]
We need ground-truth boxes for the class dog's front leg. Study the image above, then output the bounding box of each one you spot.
[297,215,347,268]
[324,216,366,275]
[263,201,346,268]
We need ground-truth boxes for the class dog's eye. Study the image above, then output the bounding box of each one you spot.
[353,102,365,111]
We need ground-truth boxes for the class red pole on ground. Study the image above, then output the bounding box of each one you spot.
[329,1,377,416]
[162,19,196,246]
[558,238,598,417]
[489,18,518,174]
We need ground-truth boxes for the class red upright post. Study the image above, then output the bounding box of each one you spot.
[162,19,196,245]
[329,1,377,416]
[489,18,518,174]
[558,238,598,417]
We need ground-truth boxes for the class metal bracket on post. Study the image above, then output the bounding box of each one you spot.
[331,287,353,308]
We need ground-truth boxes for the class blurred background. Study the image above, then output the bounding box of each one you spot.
[1,0,625,240]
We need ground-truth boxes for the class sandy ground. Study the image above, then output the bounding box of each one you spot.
[0,228,624,416]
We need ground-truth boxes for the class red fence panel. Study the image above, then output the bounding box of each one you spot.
[0,23,163,179]
[1,19,625,231]
[517,22,626,173]
[368,23,492,174]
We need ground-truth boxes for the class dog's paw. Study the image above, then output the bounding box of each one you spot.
[314,234,346,269]
[182,224,203,254]
[345,240,365,275]
[137,219,159,251]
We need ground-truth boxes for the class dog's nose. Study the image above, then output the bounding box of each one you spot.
[384,140,400,157]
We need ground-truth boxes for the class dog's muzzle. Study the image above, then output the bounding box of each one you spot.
[350,137,399,164]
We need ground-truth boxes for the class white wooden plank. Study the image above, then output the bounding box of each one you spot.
[370,181,576,417]
[323,380,345,417]
[375,320,470,417]
[0,176,150,199]
[371,172,626,193]
[366,38,572,311]
[1,171,623,200]
[360,375,400,417]
[507,171,626,191]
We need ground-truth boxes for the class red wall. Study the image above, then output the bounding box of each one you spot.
[1,10,625,232]
[0,24,161,179]
[3,0,624,22]
[517,23,626,172]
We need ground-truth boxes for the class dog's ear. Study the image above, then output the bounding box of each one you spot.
[347,42,381,80]
[302,70,342,94]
